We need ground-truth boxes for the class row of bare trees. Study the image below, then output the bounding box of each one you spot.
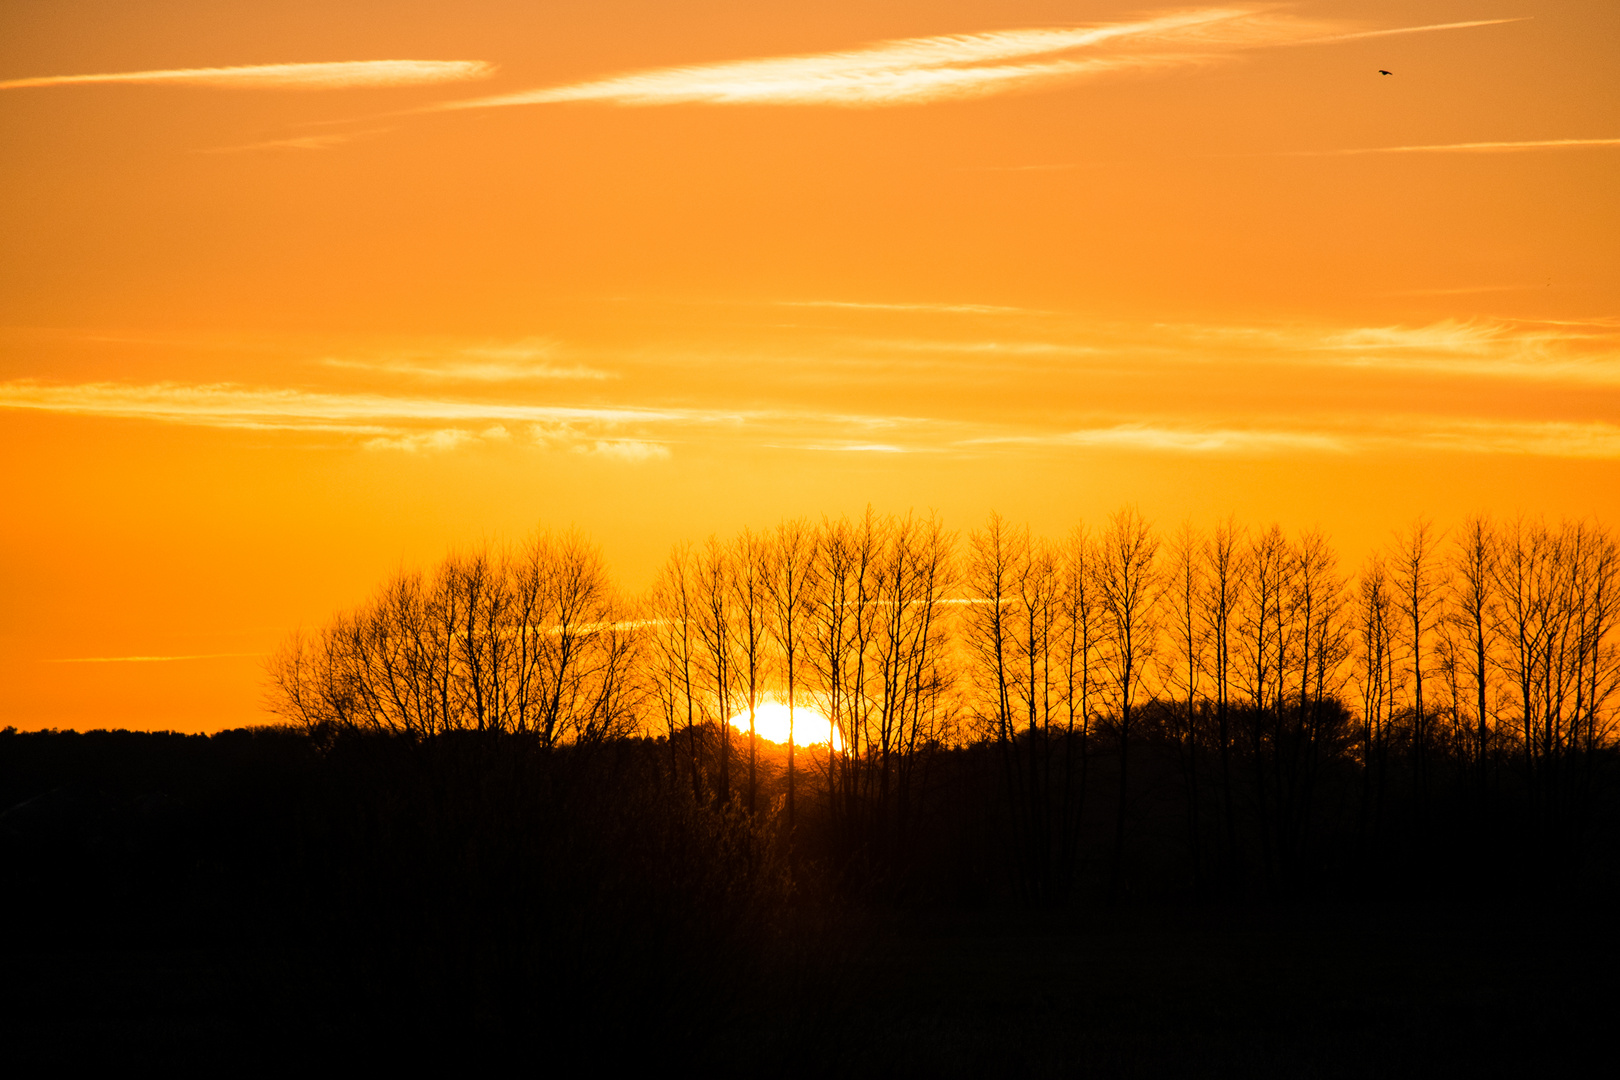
[962,510,1177,903]
[268,510,1620,898]
[1356,516,1620,847]
[646,511,956,869]
[269,532,641,745]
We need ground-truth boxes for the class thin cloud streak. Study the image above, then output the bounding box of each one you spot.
[969,425,1348,455]
[0,379,934,457]
[577,440,672,462]
[1157,318,1620,386]
[852,338,1098,356]
[1297,18,1527,45]
[798,316,1620,387]
[356,424,671,459]
[431,11,1518,111]
[0,380,689,427]
[1388,418,1620,459]
[1354,137,1620,153]
[41,652,265,664]
[0,378,947,433]
[200,128,393,153]
[330,339,617,382]
[959,162,1089,172]
[1377,285,1539,297]
[322,358,615,382]
[766,442,911,454]
[964,417,1620,460]
[0,380,702,459]
[434,9,1298,110]
[0,59,495,91]
[1309,137,1620,155]
[1308,320,1620,385]
[781,299,1037,315]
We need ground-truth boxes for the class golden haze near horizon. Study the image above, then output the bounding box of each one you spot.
[2,1,1616,732]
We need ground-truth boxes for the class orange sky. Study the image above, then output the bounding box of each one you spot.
[2,1,1617,731]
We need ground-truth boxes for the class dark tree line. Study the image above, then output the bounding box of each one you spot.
[268,510,1620,906]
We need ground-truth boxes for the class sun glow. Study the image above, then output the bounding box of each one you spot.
[728,701,843,749]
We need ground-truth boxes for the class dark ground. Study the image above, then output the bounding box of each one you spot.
[2,726,1613,1075]
[5,908,1609,1075]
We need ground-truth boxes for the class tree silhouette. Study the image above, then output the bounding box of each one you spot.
[264,509,1620,911]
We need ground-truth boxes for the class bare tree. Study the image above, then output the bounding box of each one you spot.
[1446,516,1497,793]
[1055,525,1102,900]
[649,542,703,797]
[1164,522,1208,891]
[869,512,957,859]
[1352,554,1395,842]
[1201,518,1244,882]
[809,515,860,831]
[1092,507,1162,906]
[1571,521,1620,829]
[515,532,635,747]
[964,513,1033,893]
[732,529,771,815]
[696,535,736,806]
[766,518,817,843]
[1283,528,1349,874]
[1392,518,1446,819]
[1235,523,1291,881]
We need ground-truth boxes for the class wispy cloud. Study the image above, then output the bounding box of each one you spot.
[0,380,688,432]
[1298,18,1527,45]
[576,439,672,462]
[435,9,1297,110]
[0,375,966,457]
[962,415,1620,460]
[1306,319,1620,385]
[1377,285,1541,297]
[853,338,1097,357]
[362,428,480,453]
[0,59,494,92]
[432,10,1517,111]
[1395,418,1620,459]
[1303,137,1620,155]
[526,423,672,461]
[40,652,264,663]
[200,128,393,153]
[322,340,614,382]
[969,425,1347,455]
[957,162,1090,172]
[1162,317,1620,386]
[781,299,1037,315]
[8,322,1612,463]
[766,441,911,454]
[787,313,1620,387]
[0,379,863,459]
[353,423,669,459]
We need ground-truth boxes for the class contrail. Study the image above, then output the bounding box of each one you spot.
[0,59,494,91]
[1319,137,1620,155]
[41,651,266,663]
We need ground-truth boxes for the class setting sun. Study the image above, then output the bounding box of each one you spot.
[728,701,842,749]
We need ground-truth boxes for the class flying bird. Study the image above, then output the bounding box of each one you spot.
[1379,70,1393,75]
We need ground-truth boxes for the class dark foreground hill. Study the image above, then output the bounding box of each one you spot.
[1,726,1614,1075]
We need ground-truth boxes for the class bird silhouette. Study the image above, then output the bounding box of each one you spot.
[1379,70,1392,75]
